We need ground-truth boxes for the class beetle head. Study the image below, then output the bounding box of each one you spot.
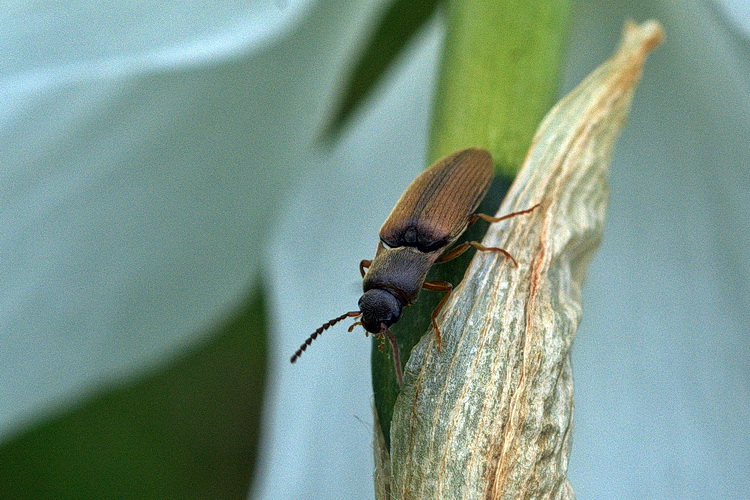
[358,289,402,333]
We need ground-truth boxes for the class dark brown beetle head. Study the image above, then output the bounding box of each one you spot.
[358,289,402,333]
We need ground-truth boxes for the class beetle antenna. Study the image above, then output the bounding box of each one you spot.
[290,311,361,363]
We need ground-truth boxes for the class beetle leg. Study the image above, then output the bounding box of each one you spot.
[422,280,453,352]
[434,241,472,263]
[359,259,372,277]
[467,202,542,226]
[470,241,517,267]
[436,241,518,267]
[381,327,403,386]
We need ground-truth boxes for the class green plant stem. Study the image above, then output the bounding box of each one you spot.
[430,0,571,172]
[372,0,571,450]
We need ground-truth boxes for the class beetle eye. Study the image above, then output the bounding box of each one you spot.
[380,239,393,249]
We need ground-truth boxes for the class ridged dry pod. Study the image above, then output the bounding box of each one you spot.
[376,20,665,499]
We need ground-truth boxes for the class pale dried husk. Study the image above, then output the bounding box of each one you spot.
[374,21,665,500]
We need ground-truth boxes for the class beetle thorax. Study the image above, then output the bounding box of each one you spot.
[362,246,439,304]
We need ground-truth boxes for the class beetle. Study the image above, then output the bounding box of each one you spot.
[290,147,539,384]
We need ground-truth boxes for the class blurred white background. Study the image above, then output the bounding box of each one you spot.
[1,1,748,498]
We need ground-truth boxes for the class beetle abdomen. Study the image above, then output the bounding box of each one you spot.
[380,148,494,252]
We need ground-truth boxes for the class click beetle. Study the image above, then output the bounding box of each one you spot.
[291,147,539,384]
